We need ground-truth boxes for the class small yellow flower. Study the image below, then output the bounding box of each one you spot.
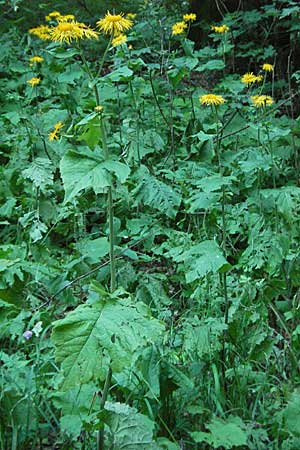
[211,24,229,33]
[96,12,133,35]
[112,33,127,47]
[172,21,187,36]
[241,72,261,85]
[48,11,61,18]
[94,105,103,112]
[50,19,98,44]
[29,56,44,63]
[29,25,52,40]
[48,121,63,141]
[262,63,274,72]
[45,11,62,21]
[58,14,76,21]
[251,95,273,107]
[199,94,225,106]
[126,13,136,20]
[183,13,196,22]
[27,77,41,87]
[128,44,133,50]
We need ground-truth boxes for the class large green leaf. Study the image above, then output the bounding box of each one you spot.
[133,166,182,218]
[167,240,230,282]
[191,416,248,449]
[22,157,54,191]
[283,390,300,436]
[52,294,164,390]
[104,402,156,449]
[60,149,130,203]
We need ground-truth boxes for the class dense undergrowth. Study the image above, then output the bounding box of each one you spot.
[1,0,300,448]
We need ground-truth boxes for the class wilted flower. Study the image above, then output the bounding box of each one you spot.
[112,33,127,47]
[183,13,197,22]
[49,121,63,141]
[262,63,274,72]
[199,93,225,106]
[96,12,133,35]
[27,77,41,87]
[241,72,261,85]
[251,95,273,107]
[211,25,229,33]
[172,21,187,36]
[23,330,33,340]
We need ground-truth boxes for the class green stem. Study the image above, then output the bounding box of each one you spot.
[78,35,115,450]
[99,117,116,292]
[97,366,113,450]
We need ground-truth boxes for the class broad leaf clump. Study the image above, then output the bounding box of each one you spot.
[1,0,300,448]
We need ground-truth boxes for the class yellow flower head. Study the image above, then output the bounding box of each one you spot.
[29,25,52,40]
[49,11,61,18]
[50,19,98,44]
[45,11,61,21]
[183,13,196,22]
[96,12,133,35]
[199,94,225,106]
[211,25,229,33]
[262,63,274,72]
[241,72,261,85]
[49,121,63,141]
[58,14,76,21]
[94,105,103,112]
[27,77,41,87]
[172,21,187,36]
[251,95,273,107]
[29,56,44,63]
[126,13,136,20]
[112,33,127,47]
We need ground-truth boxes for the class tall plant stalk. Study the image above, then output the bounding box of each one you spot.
[80,36,115,450]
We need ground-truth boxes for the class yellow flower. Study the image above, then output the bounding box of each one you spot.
[48,11,61,18]
[48,122,63,141]
[27,77,41,87]
[29,56,44,63]
[183,13,196,22]
[251,95,273,107]
[45,11,61,21]
[112,33,127,47]
[94,105,103,112]
[50,19,98,44]
[96,12,133,35]
[58,14,76,21]
[211,25,229,33]
[29,25,52,40]
[126,13,136,20]
[241,72,261,85]
[262,63,274,72]
[199,94,225,106]
[172,21,187,36]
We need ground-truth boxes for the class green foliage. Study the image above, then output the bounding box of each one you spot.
[1,0,300,448]
[52,287,164,389]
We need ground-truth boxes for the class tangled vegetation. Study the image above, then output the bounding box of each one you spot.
[1,0,300,448]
